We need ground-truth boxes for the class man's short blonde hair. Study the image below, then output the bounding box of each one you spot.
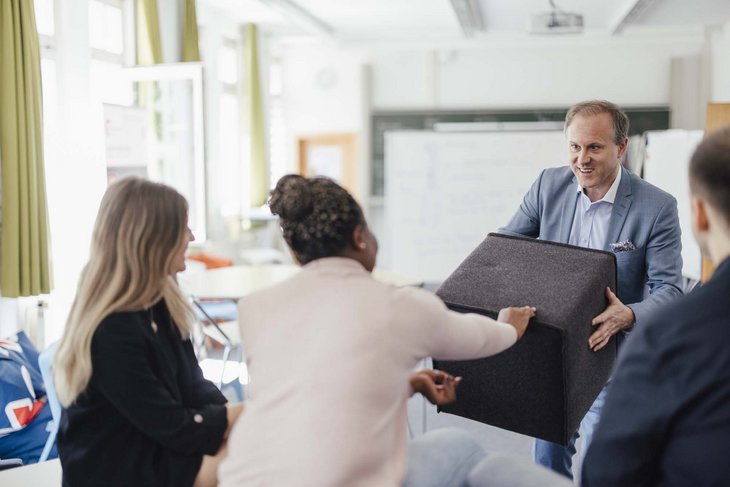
[565,100,629,146]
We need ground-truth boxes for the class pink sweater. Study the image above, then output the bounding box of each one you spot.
[218,257,517,487]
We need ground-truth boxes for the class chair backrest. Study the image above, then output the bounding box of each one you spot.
[0,458,23,470]
[37,342,60,462]
[37,342,61,426]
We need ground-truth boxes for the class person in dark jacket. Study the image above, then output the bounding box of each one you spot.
[54,177,243,487]
[582,125,730,486]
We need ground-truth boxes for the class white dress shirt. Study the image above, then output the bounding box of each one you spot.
[569,167,622,250]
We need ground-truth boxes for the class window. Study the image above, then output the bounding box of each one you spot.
[35,0,57,174]
[218,39,238,86]
[89,0,134,106]
[35,0,54,39]
[89,0,124,57]
[31,0,137,346]
[218,38,243,217]
[268,58,287,190]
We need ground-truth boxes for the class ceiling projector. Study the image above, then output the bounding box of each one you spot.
[528,10,584,34]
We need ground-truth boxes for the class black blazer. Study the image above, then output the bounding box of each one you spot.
[58,300,227,487]
[582,257,730,487]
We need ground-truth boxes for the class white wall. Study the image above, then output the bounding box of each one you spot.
[276,42,371,198]
[370,35,706,110]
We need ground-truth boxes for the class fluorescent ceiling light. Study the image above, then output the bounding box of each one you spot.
[450,0,485,38]
[259,0,335,37]
[610,0,657,35]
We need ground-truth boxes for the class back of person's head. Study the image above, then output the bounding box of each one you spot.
[565,100,629,145]
[269,175,364,265]
[55,177,194,406]
[689,125,730,225]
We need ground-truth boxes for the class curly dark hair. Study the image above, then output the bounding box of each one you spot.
[269,175,364,265]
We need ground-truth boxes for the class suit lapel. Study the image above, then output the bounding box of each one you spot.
[605,168,633,250]
[558,175,579,243]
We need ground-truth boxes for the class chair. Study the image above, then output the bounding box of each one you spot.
[37,342,60,463]
[0,458,23,471]
[191,299,245,402]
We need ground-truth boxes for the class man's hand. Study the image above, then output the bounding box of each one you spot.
[589,287,635,351]
[409,369,461,406]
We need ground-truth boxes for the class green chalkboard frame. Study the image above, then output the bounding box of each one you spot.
[371,107,670,197]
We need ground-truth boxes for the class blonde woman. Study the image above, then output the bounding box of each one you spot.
[54,177,242,487]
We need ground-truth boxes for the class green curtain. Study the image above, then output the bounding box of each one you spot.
[136,0,163,65]
[245,24,267,207]
[135,0,163,143]
[181,0,201,62]
[0,0,52,297]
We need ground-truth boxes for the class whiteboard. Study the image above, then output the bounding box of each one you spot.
[643,130,704,281]
[384,130,567,282]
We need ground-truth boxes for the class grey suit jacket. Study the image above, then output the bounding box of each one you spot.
[499,166,683,326]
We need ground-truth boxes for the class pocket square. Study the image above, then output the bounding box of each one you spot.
[610,240,636,253]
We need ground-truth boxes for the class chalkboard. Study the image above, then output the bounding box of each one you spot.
[384,130,567,282]
[642,129,704,280]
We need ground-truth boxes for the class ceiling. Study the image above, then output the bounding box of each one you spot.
[201,0,730,42]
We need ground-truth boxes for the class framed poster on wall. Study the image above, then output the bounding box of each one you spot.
[298,133,358,198]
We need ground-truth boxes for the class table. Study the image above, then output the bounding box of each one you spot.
[0,459,61,486]
[178,263,422,394]
[178,264,422,300]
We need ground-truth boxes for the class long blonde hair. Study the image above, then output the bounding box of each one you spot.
[54,177,195,407]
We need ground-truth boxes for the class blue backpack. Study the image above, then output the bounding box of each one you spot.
[0,331,56,464]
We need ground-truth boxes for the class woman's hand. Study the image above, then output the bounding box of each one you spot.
[497,306,537,340]
[409,369,462,406]
[224,403,244,438]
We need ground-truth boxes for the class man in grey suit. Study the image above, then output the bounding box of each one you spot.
[499,100,683,479]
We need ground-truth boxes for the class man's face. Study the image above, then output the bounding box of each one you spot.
[566,112,628,202]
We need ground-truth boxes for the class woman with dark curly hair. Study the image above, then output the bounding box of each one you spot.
[219,175,536,487]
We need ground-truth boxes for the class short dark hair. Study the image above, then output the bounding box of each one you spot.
[689,125,730,224]
[269,175,364,265]
[565,100,629,146]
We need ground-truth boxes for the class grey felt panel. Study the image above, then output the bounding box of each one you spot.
[433,233,617,445]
